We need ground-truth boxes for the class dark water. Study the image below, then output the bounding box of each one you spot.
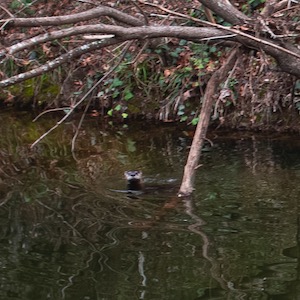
[0,111,300,299]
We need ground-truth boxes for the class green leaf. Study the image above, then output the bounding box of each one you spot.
[107,109,113,116]
[115,104,122,111]
[183,66,192,72]
[122,113,128,118]
[112,90,120,98]
[179,39,187,46]
[124,91,133,101]
[209,46,217,53]
[112,78,123,87]
[191,117,199,125]
[180,115,188,122]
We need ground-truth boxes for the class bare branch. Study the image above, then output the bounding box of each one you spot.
[179,47,241,196]
[261,0,279,17]
[0,6,144,28]
[1,1,299,89]
[33,107,71,122]
[0,5,14,18]
[198,0,250,25]
[138,1,300,76]
[0,24,225,59]
[274,0,300,12]
[3,20,300,60]
[0,38,126,88]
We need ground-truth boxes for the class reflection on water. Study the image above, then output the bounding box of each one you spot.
[0,112,300,299]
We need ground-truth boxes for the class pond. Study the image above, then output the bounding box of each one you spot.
[0,110,300,299]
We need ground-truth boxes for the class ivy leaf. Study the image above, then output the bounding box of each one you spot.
[180,115,188,122]
[124,91,133,101]
[115,104,122,111]
[112,78,123,87]
[191,117,199,125]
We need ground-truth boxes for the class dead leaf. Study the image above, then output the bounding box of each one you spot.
[42,43,51,56]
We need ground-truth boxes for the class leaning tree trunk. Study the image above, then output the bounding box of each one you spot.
[178,47,241,197]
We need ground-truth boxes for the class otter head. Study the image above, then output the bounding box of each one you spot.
[124,170,143,191]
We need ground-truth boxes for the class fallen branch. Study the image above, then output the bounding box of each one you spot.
[139,0,300,61]
[0,37,126,87]
[0,5,143,27]
[0,25,225,59]
[1,21,299,89]
[178,47,241,196]
[0,3,299,88]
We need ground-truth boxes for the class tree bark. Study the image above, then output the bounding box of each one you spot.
[198,0,249,25]
[0,25,225,58]
[178,47,241,197]
[2,6,144,27]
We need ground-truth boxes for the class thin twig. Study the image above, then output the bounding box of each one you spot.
[0,19,10,32]
[72,97,92,153]
[33,107,71,122]
[130,0,149,25]
[129,40,149,65]
[31,41,132,149]
[273,3,300,16]
[138,0,300,60]
[0,38,124,87]
[0,5,14,17]
[76,0,98,5]
[200,34,237,41]
[71,41,132,152]
[30,110,71,149]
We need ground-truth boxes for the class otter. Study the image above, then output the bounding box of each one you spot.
[124,170,144,191]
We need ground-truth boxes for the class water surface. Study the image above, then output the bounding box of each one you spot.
[0,111,299,299]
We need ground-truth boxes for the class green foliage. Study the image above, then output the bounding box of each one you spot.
[6,76,60,106]
[124,89,133,101]
[191,117,199,125]
[100,41,224,124]
[10,0,35,15]
[241,0,266,14]
[249,0,266,8]
[103,63,134,103]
